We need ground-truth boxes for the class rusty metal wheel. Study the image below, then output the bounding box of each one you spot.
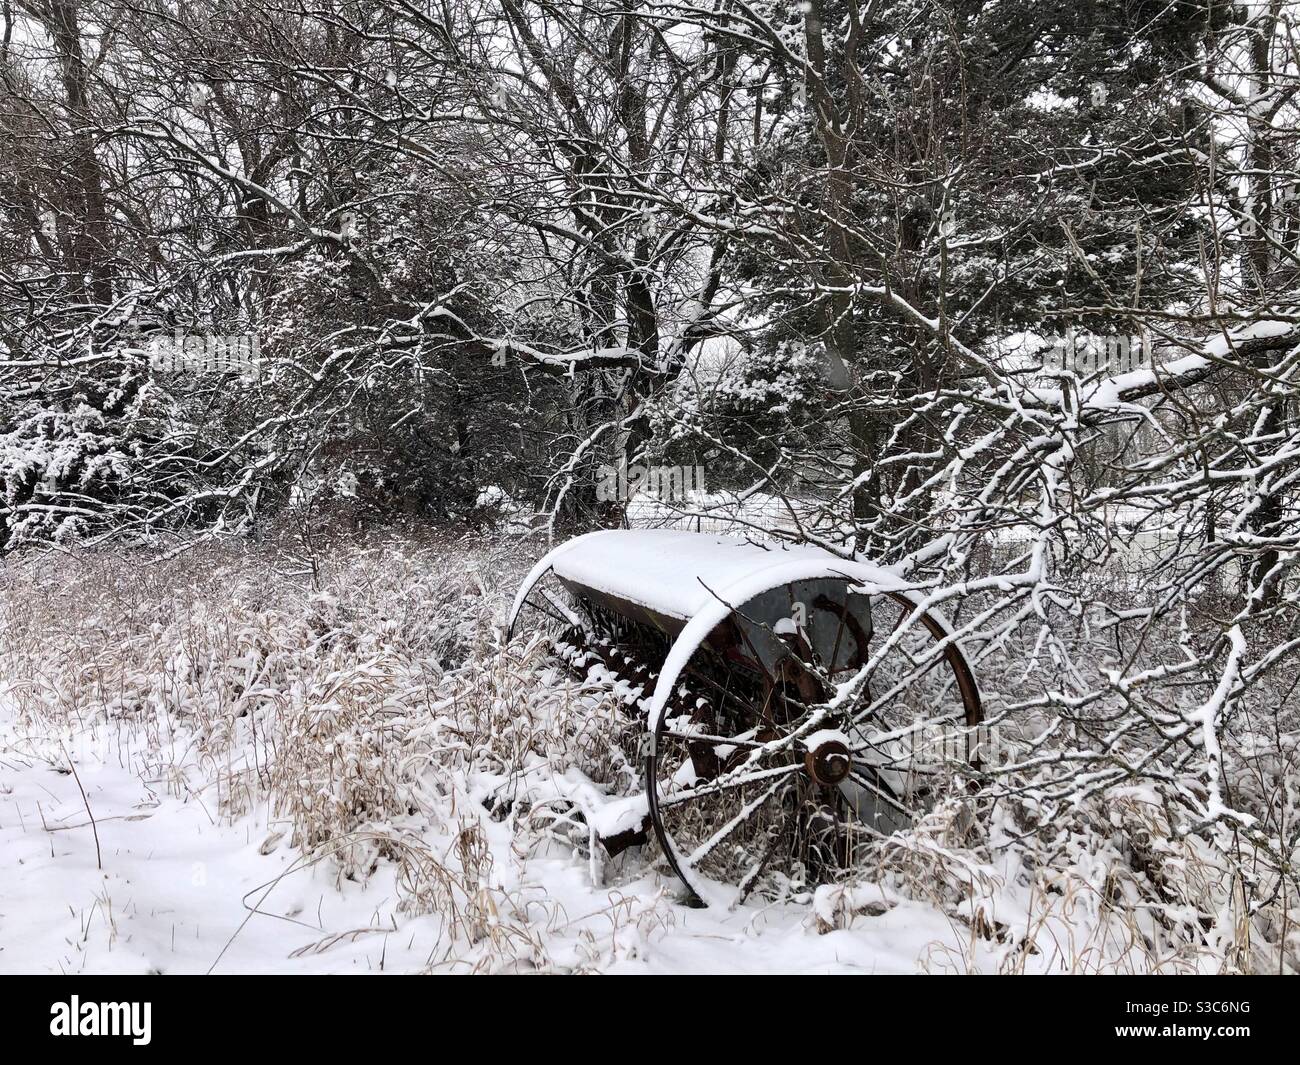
[647,593,982,906]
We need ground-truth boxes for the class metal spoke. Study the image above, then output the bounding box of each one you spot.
[736,790,797,904]
[685,773,796,868]
[661,726,768,750]
[656,760,802,809]
[845,768,913,818]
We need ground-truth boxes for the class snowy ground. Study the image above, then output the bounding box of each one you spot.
[0,701,987,974]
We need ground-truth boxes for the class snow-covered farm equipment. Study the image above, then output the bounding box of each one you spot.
[508,530,983,905]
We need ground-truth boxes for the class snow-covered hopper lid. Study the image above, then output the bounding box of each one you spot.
[508,529,909,636]
[508,528,975,731]
[543,530,898,620]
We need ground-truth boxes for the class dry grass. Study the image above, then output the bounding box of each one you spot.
[0,533,644,970]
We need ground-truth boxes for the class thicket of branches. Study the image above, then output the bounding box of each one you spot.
[3,1,1300,891]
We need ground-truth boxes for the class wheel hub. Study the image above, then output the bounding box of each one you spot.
[804,734,852,787]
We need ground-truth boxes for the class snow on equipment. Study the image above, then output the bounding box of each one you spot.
[508,529,982,904]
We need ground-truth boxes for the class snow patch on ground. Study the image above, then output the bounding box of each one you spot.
[0,702,983,974]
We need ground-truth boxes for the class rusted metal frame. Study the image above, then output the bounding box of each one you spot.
[536,566,982,903]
